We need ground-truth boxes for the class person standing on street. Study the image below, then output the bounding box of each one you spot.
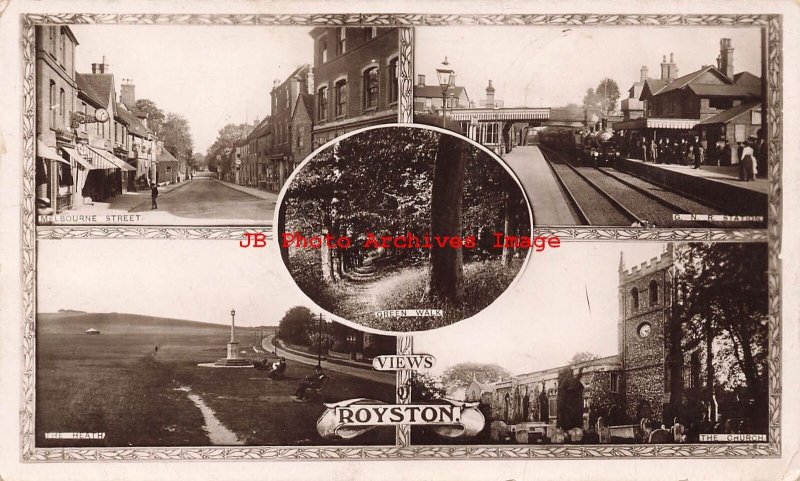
[151,182,159,210]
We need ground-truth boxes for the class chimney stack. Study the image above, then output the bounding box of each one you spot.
[120,79,136,107]
[640,65,648,82]
[417,74,426,86]
[660,53,678,81]
[485,80,495,108]
[719,38,734,79]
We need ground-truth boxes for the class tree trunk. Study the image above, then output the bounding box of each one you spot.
[501,189,516,267]
[320,209,337,282]
[704,320,716,422]
[429,133,466,303]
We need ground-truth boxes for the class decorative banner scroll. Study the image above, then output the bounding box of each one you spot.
[316,398,485,440]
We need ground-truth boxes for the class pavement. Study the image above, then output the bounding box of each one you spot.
[622,158,768,194]
[41,172,276,225]
[213,178,279,201]
[504,145,580,225]
[263,334,394,386]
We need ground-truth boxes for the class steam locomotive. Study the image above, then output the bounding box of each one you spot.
[536,126,621,166]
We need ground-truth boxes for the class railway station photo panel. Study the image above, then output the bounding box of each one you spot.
[414,26,769,228]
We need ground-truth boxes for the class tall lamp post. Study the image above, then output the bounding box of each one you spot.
[436,57,455,128]
[317,312,325,367]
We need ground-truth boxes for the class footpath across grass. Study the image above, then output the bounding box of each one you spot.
[36,313,395,447]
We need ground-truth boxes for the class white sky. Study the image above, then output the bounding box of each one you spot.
[38,239,667,374]
[415,242,668,376]
[71,25,314,153]
[415,26,761,108]
[37,239,310,327]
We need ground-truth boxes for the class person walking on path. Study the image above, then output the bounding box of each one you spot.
[151,182,159,210]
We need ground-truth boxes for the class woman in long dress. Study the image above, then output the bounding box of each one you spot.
[741,142,755,181]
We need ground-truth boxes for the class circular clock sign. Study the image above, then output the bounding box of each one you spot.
[95,108,110,123]
[638,322,652,339]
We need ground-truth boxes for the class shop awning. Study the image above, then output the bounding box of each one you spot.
[37,140,69,164]
[89,146,136,172]
[613,117,699,130]
[60,146,92,170]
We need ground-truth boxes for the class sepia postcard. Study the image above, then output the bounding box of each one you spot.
[0,1,798,481]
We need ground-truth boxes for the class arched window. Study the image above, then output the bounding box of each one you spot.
[335,79,347,118]
[363,67,379,109]
[649,280,658,305]
[631,287,639,309]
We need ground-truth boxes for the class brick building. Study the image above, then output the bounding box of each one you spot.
[485,245,709,433]
[35,25,80,213]
[309,27,399,147]
[267,64,310,192]
[413,73,471,114]
[616,39,763,166]
[291,93,315,171]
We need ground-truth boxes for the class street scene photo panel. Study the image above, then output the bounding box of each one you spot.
[35,24,400,225]
[414,26,768,228]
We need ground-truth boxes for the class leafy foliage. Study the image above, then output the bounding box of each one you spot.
[569,351,600,365]
[440,362,511,394]
[556,367,584,430]
[581,78,621,118]
[134,99,165,137]
[205,123,255,173]
[276,306,315,346]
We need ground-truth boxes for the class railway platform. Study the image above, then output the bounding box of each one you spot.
[504,145,579,225]
[615,158,769,218]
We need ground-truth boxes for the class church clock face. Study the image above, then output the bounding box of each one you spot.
[637,322,652,339]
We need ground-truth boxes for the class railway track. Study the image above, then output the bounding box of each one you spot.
[539,146,717,227]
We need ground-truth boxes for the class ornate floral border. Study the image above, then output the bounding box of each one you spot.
[20,13,781,461]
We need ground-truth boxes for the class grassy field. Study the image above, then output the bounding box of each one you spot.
[36,312,395,447]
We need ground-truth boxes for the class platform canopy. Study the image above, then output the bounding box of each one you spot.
[448,107,550,122]
[614,117,699,130]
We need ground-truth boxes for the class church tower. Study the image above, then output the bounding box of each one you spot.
[617,244,677,424]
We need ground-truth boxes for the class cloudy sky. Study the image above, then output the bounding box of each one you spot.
[415,26,761,108]
[415,241,668,376]
[71,25,313,153]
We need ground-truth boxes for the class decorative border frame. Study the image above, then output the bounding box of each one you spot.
[21,13,781,461]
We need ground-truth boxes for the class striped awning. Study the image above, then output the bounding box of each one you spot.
[613,117,699,130]
[449,107,550,122]
[60,146,96,170]
[37,140,69,164]
[88,146,135,171]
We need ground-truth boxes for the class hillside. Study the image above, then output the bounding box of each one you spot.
[37,312,277,336]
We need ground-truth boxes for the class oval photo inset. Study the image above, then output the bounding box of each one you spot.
[277,125,532,333]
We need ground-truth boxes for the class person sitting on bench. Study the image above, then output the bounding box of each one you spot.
[293,365,328,400]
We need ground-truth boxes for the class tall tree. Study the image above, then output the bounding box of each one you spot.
[676,243,768,427]
[428,129,466,303]
[556,367,584,430]
[161,112,193,161]
[133,99,165,137]
[569,351,600,365]
[581,79,621,120]
[206,123,254,172]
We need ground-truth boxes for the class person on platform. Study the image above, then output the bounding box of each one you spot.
[649,138,657,163]
[641,137,648,161]
[293,365,328,400]
[150,182,159,210]
[693,141,704,169]
[741,141,756,181]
